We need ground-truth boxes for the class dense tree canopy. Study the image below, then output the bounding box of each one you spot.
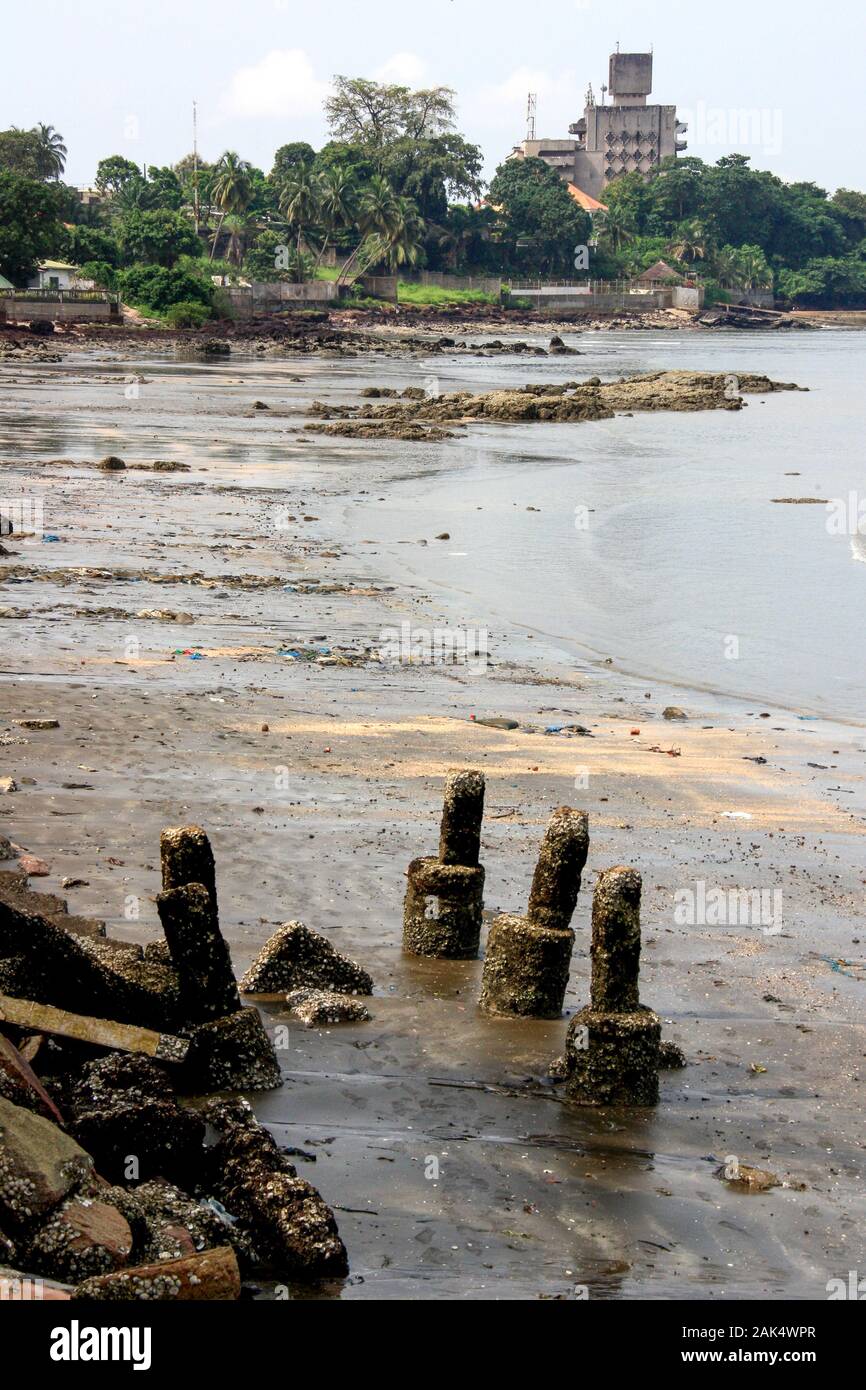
[600,153,866,306]
[0,172,66,282]
[1,104,865,310]
[488,157,591,276]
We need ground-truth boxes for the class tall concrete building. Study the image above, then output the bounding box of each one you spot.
[513,50,687,202]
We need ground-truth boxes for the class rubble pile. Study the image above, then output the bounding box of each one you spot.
[0,823,352,1298]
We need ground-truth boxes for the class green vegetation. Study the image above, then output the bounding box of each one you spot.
[0,98,864,312]
[596,155,866,306]
[487,158,591,276]
[396,282,496,306]
[163,300,212,328]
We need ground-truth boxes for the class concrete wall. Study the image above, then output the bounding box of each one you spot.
[672,285,704,309]
[358,274,398,302]
[223,280,341,316]
[0,294,118,323]
[730,288,775,308]
[507,284,703,313]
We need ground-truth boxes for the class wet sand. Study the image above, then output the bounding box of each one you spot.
[1,333,864,1299]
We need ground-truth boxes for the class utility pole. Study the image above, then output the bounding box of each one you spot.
[192,99,200,235]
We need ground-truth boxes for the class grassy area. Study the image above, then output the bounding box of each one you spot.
[396,281,498,306]
[315,266,341,281]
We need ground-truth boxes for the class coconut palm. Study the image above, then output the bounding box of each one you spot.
[33,123,66,180]
[597,204,636,254]
[209,151,253,258]
[279,164,321,273]
[735,246,773,291]
[712,245,741,289]
[357,174,401,240]
[314,167,357,268]
[222,212,254,269]
[667,219,709,265]
[384,195,424,271]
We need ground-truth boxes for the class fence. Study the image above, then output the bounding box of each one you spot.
[0,289,119,304]
[0,289,120,323]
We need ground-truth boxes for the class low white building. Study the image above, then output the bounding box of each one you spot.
[28,261,90,290]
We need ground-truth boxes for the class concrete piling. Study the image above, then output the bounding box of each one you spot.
[564,866,660,1106]
[403,769,486,958]
[156,882,241,1023]
[527,807,590,932]
[479,808,588,1017]
[438,769,485,867]
[160,825,218,911]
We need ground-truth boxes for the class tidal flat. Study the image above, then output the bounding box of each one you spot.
[0,325,863,1299]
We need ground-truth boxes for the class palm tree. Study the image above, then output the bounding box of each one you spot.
[384,195,424,271]
[222,212,253,269]
[279,164,321,274]
[357,174,401,240]
[336,176,423,286]
[667,219,709,265]
[597,204,635,254]
[112,177,153,213]
[712,245,741,289]
[33,123,66,180]
[314,167,356,269]
[209,151,252,259]
[735,247,772,291]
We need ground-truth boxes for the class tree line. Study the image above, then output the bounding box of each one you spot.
[1,88,864,317]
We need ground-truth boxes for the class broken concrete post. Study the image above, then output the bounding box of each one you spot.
[526,807,590,932]
[156,882,241,1022]
[402,858,485,959]
[479,808,588,1017]
[160,825,217,911]
[203,1099,348,1279]
[564,866,660,1106]
[403,769,486,958]
[181,1008,282,1092]
[438,768,485,866]
[239,921,372,996]
[588,864,641,1013]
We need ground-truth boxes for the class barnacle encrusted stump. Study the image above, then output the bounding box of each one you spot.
[479,807,588,1017]
[156,824,281,1090]
[564,865,660,1106]
[160,825,218,910]
[402,769,486,958]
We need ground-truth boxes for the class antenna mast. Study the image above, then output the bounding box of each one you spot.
[525,92,537,142]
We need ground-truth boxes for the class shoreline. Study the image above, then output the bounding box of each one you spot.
[1,333,864,1300]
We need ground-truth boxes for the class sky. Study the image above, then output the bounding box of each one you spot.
[4,0,865,194]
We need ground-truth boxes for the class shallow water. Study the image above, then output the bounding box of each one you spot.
[336,330,866,722]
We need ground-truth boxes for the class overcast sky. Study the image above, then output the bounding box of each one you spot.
[4,0,864,193]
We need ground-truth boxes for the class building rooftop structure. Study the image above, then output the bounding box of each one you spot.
[512,50,687,201]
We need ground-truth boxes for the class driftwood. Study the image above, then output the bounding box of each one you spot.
[0,993,189,1062]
